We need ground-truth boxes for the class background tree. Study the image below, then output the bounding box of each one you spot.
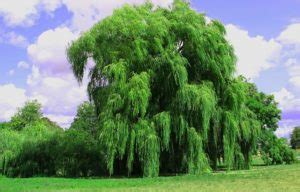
[9,100,42,131]
[70,101,99,138]
[243,79,295,164]
[261,133,295,165]
[245,83,281,132]
[291,127,300,149]
[67,0,261,177]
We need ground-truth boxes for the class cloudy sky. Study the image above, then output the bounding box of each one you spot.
[0,0,299,137]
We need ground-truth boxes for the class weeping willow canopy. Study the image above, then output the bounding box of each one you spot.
[67,0,261,177]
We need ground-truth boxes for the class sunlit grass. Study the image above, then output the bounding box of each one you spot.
[0,164,299,192]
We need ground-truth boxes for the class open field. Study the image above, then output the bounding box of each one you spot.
[0,164,299,192]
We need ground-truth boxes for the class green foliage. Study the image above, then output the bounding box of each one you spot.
[135,119,160,177]
[241,78,294,166]
[261,132,296,165]
[154,112,171,151]
[0,122,10,130]
[59,129,105,177]
[245,82,281,132]
[70,101,99,137]
[127,72,151,118]
[187,127,210,174]
[175,82,216,143]
[0,100,44,176]
[1,120,62,177]
[291,127,300,149]
[0,101,105,178]
[9,100,42,131]
[222,111,239,170]
[1,120,105,178]
[67,0,263,177]
[0,128,23,175]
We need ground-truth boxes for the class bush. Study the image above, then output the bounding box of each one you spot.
[0,128,23,175]
[3,121,63,177]
[2,122,106,178]
[58,129,106,177]
[261,134,296,165]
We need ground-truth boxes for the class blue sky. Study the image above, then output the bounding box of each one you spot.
[0,0,299,137]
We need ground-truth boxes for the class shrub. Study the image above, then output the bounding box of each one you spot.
[261,134,296,165]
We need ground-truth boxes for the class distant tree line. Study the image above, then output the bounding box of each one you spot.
[0,0,296,178]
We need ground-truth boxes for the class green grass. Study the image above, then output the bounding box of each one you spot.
[0,164,299,192]
[251,155,265,166]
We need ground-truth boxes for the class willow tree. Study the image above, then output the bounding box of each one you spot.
[67,0,260,177]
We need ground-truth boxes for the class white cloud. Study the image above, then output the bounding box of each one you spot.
[275,28,300,138]
[6,32,29,47]
[273,87,300,115]
[41,0,63,12]
[277,24,300,91]
[26,65,41,86]
[287,64,300,77]
[17,61,30,69]
[226,24,282,79]
[0,84,28,121]
[62,0,173,31]
[27,27,78,75]
[277,119,300,139]
[285,58,297,67]
[0,0,172,28]
[0,68,85,128]
[1,25,84,127]
[223,22,300,139]
[45,114,75,128]
[289,76,300,88]
[273,88,295,106]
[284,59,300,93]
[273,88,298,110]
[26,68,88,128]
[26,26,87,127]
[278,23,300,45]
[0,31,29,48]
[0,0,62,26]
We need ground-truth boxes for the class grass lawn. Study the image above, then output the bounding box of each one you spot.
[0,164,299,192]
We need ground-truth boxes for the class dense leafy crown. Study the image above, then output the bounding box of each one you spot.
[67,0,261,177]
